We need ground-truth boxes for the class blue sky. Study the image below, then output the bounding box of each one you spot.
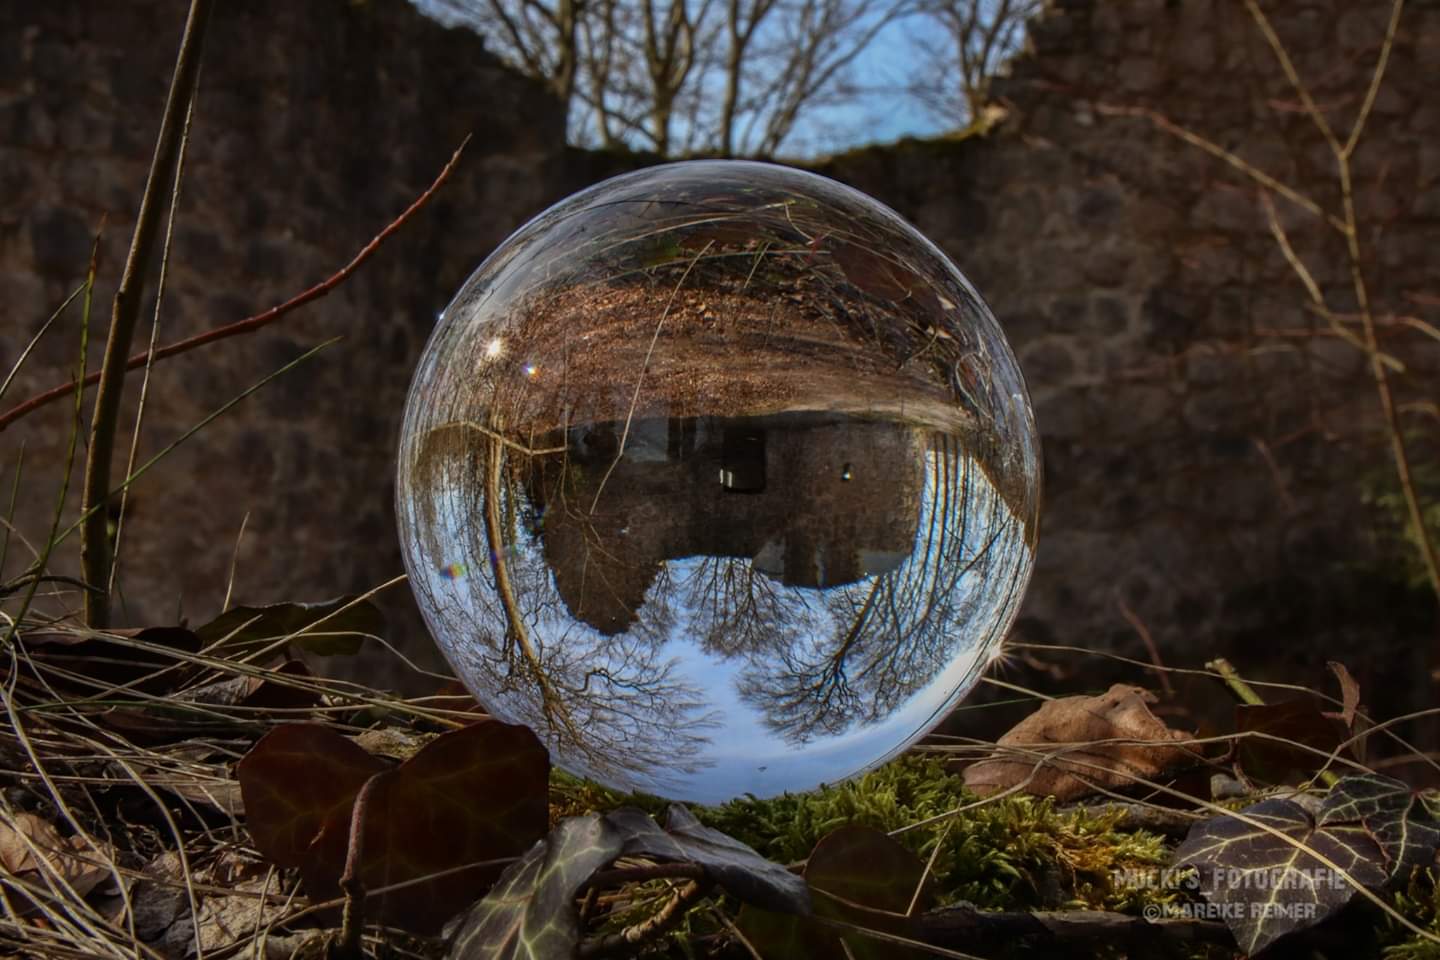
[409,0,971,159]
[779,17,953,157]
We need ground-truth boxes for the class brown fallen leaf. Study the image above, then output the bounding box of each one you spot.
[94,852,187,942]
[1325,660,1361,730]
[158,874,288,957]
[963,684,1200,801]
[21,625,199,695]
[0,813,111,907]
[176,660,319,712]
[351,726,438,762]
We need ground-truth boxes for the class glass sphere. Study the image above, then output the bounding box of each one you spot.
[397,160,1039,803]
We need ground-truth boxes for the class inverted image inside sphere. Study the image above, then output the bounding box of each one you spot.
[396,160,1040,803]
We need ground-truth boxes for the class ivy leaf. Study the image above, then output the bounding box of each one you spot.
[1172,797,1386,955]
[195,596,384,658]
[302,719,550,935]
[237,724,389,869]
[447,806,810,960]
[1320,774,1440,880]
[446,814,624,960]
[609,805,810,914]
[738,825,934,960]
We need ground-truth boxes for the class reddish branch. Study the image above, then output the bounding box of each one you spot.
[0,136,471,434]
[336,773,382,960]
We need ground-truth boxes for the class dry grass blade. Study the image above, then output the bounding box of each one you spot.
[52,337,340,553]
[109,80,202,602]
[0,573,470,959]
[1,235,99,649]
[0,285,85,408]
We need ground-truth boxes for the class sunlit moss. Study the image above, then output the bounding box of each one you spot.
[1383,868,1440,960]
[549,754,1175,912]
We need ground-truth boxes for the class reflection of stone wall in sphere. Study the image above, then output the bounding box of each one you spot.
[529,415,927,635]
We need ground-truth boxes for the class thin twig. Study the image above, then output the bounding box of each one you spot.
[1242,0,1340,150]
[585,862,708,889]
[1242,0,1437,598]
[0,285,84,407]
[1115,595,1173,699]
[588,239,713,514]
[1259,193,1402,370]
[52,339,340,552]
[110,77,201,602]
[1092,102,1345,232]
[1343,0,1405,157]
[0,136,472,434]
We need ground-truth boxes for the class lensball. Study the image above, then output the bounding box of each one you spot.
[397,160,1039,803]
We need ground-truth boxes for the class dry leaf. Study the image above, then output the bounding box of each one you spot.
[159,875,286,957]
[105,758,247,818]
[165,776,246,817]
[1325,661,1361,729]
[0,813,111,902]
[963,684,1199,801]
[351,726,437,761]
[121,853,189,942]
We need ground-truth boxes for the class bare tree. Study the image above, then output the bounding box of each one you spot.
[907,0,1040,128]
[415,0,920,157]
[716,0,779,155]
[422,0,585,138]
[572,0,716,156]
[745,0,913,154]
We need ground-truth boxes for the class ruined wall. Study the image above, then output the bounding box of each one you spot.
[2,0,1436,710]
[0,0,627,680]
[821,0,1440,713]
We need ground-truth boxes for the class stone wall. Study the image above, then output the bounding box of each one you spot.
[2,0,1436,717]
[0,0,629,682]
[820,0,1440,720]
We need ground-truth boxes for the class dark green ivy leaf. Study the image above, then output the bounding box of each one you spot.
[1320,774,1440,880]
[194,595,385,658]
[1172,797,1386,956]
[446,814,624,960]
[446,805,810,960]
[609,805,811,915]
[738,825,934,960]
